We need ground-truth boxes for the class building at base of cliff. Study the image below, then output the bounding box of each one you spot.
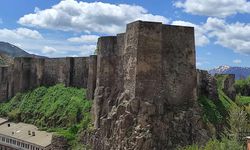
[0,118,52,150]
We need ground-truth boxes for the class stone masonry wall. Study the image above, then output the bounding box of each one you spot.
[0,67,9,102]
[87,55,97,100]
[87,21,210,150]
[197,70,219,101]
[222,74,236,101]
[0,57,89,102]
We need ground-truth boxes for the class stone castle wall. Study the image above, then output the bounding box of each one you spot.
[0,20,237,149]
[197,70,219,101]
[0,57,89,102]
[86,21,210,150]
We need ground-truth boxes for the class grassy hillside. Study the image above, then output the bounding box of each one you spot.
[185,75,249,150]
[198,75,236,126]
[0,84,92,145]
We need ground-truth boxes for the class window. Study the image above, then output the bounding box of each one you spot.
[17,141,20,146]
[13,140,16,145]
[6,138,9,143]
[9,139,12,144]
[2,137,5,142]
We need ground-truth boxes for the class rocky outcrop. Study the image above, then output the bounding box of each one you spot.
[83,21,210,150]
[0,57,89,102]
[50,135,70,150]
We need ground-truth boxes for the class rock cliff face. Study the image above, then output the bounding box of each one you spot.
[0,57,89,102]
[85,21,210,149]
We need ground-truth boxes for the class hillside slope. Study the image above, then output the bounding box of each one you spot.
[0,41,30,57]
[0,41,42,66]
[0,84,92,148]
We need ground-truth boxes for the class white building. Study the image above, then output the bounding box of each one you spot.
[0,118,53,150]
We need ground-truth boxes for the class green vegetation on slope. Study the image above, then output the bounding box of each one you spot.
[235,76,250,96]
[198,75,235,126]
[0,84,92,144]
[188,75,250,150]
[236,95,250,105]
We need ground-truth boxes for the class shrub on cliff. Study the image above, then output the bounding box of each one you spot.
[180,137,243,150]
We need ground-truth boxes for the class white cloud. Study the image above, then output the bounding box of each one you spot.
[205,18,250,54]
[42,46,57,54]
[196,62,202,67]
[171,18,250,54]
[16,28,43,39]
[67,35,99,43]
[34,7,40,13]
[172,20,209,46]
[79,45,96,56]
[0,28,43,40]
[174,0,250,18]
[233,59,242,64]
[0,27,96,57]
[18,0,169,34]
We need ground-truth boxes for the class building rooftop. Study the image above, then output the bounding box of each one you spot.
[0,118,7,125]
[0,119,52,147]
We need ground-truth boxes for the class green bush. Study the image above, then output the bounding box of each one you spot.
[0,84,93,146]
[235,77,250,95]
[198,96,223,124]
[0,84,92,128]
[180,136,244,150]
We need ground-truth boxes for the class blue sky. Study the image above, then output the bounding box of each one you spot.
[0,0,250,70]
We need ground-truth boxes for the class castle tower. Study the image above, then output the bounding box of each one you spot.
[91,21,207,150]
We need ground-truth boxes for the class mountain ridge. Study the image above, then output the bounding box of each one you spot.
[209,65,250,79]
[0,41,42,66]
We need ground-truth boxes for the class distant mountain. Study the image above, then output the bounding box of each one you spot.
[0,41,42,66]
[209,65,250,79]
[0,42,31,57]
